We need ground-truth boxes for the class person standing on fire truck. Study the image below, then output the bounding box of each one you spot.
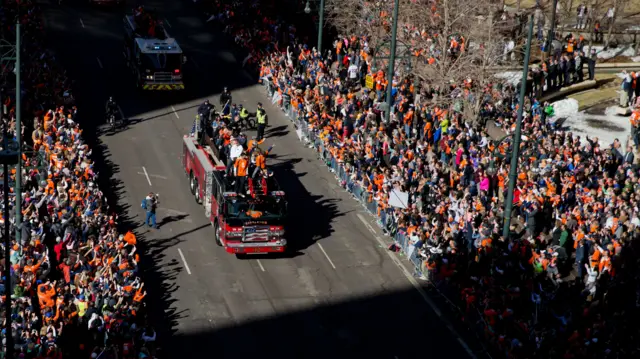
[251,144,274,178]
[226,137,244,175]
[234,153,249,195]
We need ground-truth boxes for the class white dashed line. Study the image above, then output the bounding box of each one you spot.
[256,259,266,272]
[122,52,127,59]
[171,105,180,119]
[96,57,103,69]
[137,172,168,180]
[164,18,172,28]
[317,243,336,269]
[80,18,85,28]
[356,213,477,359]
[191,58,200,70]
[177,248,192,275]
[142,166,152,186]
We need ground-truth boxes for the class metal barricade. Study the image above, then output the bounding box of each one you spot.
[260,79,424,278]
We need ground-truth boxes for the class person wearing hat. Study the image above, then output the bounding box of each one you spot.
[141,192,159,229]
[220,86,232,106]
[256,102,268,141]
[226,137,244,175]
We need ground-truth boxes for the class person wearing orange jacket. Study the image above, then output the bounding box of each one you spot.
[251,144,274,178]
[37,280,56,309]
[234,153,249,195]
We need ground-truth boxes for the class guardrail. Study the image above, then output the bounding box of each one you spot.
[261,80,509,358]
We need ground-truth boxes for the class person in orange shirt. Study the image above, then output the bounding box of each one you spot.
[38,280,57,309]
[234,154,249,195]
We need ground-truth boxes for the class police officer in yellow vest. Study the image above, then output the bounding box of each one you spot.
[256,102,268,140]
[239,104,250,123]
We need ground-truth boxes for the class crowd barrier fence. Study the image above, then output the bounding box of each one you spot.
[260,79,508,357]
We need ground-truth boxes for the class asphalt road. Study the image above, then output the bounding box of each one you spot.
[41,1,478,358]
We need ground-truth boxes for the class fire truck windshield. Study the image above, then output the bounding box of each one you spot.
[225,198,285,219]
[141,53,182,70]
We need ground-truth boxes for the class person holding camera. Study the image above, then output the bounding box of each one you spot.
[141,192,159,229]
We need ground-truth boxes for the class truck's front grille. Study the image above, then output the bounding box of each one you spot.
[243,225,270,242]
[154,72,172,82]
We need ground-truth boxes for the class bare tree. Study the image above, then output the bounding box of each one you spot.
[604,0,629,47]
[325,0,526,120]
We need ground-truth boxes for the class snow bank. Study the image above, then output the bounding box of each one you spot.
[550,98,631,146]
[494,71,521,86]
[552,98,580,118]
[632,56,640,63]
[590,45,637,60]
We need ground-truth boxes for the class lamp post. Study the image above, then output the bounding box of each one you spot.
[304,0,325,54]
[502,16,534,239]
[545,0,558,56]
[1,24,22,245]
[0,89,19,359]
[383,0,400,124]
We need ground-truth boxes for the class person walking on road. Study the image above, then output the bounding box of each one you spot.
[141,192,159,229]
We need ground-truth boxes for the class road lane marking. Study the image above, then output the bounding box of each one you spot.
[137,172,168,180]
[80,18,85,28]
[356,213,476,359]
[122,52,126,59]
[142,166,152,186]
[164,18,172,28]
[256,259,266,272]
[171,105,180,119]
[177,248,192,275]
[317,243,336,269]
[191,57,200,70]
[96,57,103,69]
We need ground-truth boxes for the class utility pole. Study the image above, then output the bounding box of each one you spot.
[0,92,19,359]
[546,0,559,57]
[502,16,534,239]
[383,0,400,124]
[15,24,21,245]
[317,0,325,54]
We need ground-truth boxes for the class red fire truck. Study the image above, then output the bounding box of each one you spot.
[181,133,288,255]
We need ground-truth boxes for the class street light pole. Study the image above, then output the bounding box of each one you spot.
[502,16,534,239]
[546,0,558,56]
[0,90,18,359]
[317,0,325,54]
[383,0,400,124]
[15,23,21,244]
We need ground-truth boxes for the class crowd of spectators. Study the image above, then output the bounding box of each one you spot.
[0,1,155,358]
[200,0,640,358]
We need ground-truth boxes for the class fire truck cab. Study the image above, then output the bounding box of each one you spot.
[182,134,288,255]
[123,12,186,91]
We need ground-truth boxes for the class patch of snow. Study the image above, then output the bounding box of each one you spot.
[552,98,579,118]
[590,45,636,60]
[627,25,640,31]
[632,56,640,63]
[550,98,631,146]
[494,71,521,86]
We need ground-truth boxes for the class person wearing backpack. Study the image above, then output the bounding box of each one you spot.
[141,192,159,229]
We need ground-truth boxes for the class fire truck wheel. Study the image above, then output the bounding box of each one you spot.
[213,222,223,246]
[194,181,202,204]
[189,172,196,194]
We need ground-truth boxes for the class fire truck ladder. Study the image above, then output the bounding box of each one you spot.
[247,177,268,198]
